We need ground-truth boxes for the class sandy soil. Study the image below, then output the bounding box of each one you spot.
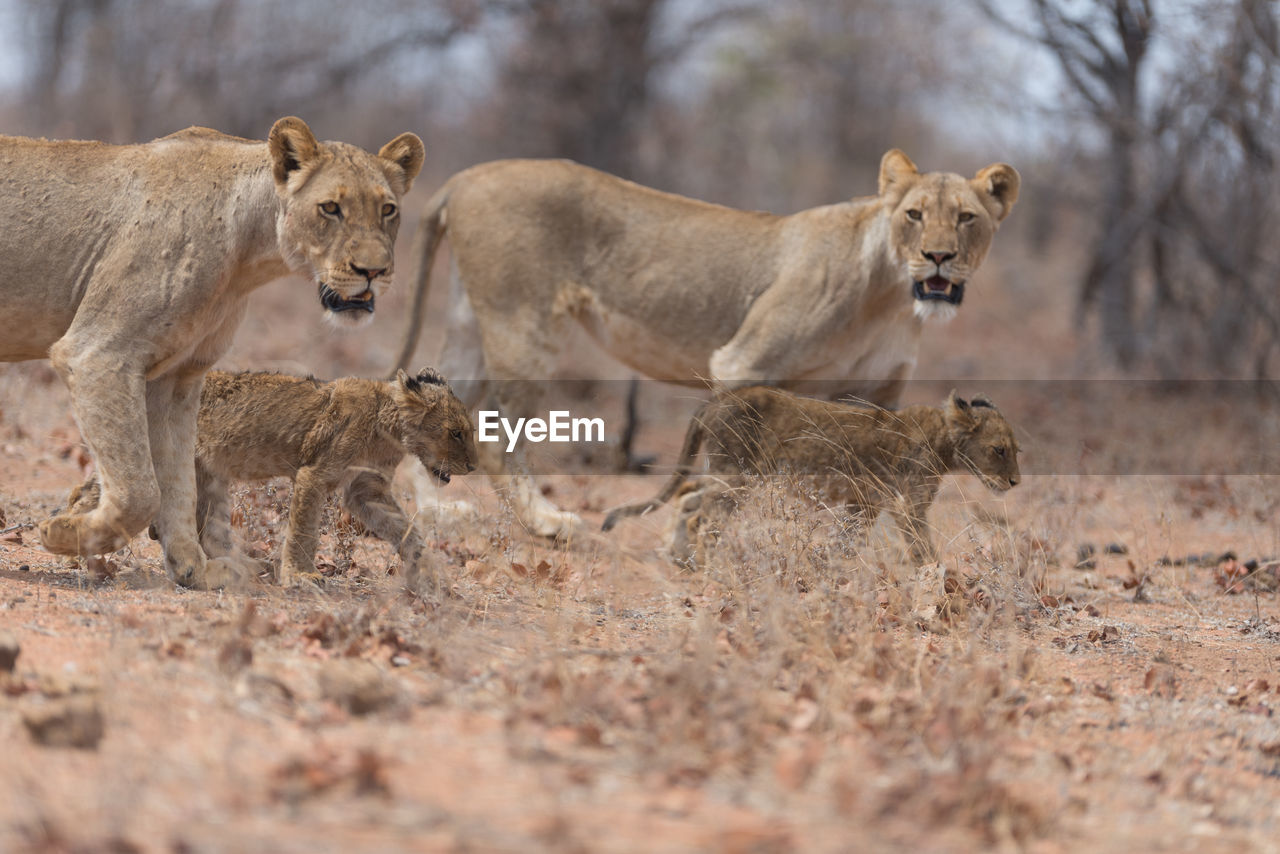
[3,246,1280,853]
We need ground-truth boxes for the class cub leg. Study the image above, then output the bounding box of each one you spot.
[340,467,433,591]
[887,482,943,566]
[280,465,331,586]
[195,462,234,560]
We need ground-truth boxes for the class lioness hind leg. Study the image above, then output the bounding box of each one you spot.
[145,367,235,588]
[484,339,586,540]
[39,348,159,557]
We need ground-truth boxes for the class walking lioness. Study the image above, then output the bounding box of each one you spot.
[393,151,1019,539]
[0,118,424,589]
[602,388,1021,565]
[69,368,477,588]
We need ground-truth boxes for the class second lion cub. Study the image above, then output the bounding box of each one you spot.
[72,368,477,588]
[603,387,1020,565]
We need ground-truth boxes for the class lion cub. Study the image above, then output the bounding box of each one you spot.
[71,368,476,588]
[603,388,1020,565]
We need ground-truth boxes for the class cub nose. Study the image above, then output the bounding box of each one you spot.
[350,263,387,282]
[923,250,956,265]
[1008,476,1020,487]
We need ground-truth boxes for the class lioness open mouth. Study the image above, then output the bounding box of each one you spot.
[319,283,376,314]
[432,465,451,485]
[912,276,965,305]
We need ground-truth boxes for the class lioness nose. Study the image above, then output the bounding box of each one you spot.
[923,250,956,265]
[350,263,386,281]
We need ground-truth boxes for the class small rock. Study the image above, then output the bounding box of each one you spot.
[0,632,19,673]
[1105,543,1128,555]
[23,695,105,749]
[319,659,397,715]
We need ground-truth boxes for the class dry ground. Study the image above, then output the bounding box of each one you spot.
[3,242,1280,853]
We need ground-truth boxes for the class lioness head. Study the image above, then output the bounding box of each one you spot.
[268,117,425,327]
[944,390,1020,491]
[392,367,478,484]
[880,150,1020,323]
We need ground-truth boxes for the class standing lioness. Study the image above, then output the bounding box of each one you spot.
[394,151,1019,539]
[0,118,424,589]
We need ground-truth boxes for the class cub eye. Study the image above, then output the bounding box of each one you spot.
[450,429,465,441]
[382,202,398,218]
[958,211,976,223]
[993,446,1007,458]
[319,201,341,217]
[906,209,923,222]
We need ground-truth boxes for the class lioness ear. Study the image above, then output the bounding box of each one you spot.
[878,149,919,199]
[972,162,1021,223]
[268,116,321,188]
[379,133,426,195]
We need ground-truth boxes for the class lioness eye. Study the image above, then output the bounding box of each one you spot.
[319,201,341,216]
[958,211,976,223]
[906,209,922,222]
[382,202,398,218]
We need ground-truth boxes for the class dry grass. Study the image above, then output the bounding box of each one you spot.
[4,255,1280,851]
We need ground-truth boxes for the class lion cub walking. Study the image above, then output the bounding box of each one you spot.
[603,388,1020,565]
[72,368,477,588]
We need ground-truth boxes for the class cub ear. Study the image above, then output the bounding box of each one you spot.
[395,368,421,393]
[268,116,321,188]
[969,393,997,410]
[379,132,426,195]
[972,162,1021,223]
[945,389,976,430]
[878,149,919,200]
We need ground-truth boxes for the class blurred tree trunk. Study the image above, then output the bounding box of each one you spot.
[978,0,1152,367]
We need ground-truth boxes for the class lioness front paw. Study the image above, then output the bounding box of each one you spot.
[38,513,129,557]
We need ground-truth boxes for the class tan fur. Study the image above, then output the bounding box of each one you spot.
[394,151,1019,538]
[70,368,477,589]
[0,117,424,589]
[602,388,1021,565]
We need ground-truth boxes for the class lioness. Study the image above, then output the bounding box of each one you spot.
[69,368,476,588]
[0,118,424,589]
[393,151,1019,538]
[602,388,1020,565]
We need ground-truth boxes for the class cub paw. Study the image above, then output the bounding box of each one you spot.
[38,513,128,557]
[174,553,260,592]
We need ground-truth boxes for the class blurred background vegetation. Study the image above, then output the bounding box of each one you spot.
[1,0,1277,380]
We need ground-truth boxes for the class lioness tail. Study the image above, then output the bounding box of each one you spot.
[391,184,450,375]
